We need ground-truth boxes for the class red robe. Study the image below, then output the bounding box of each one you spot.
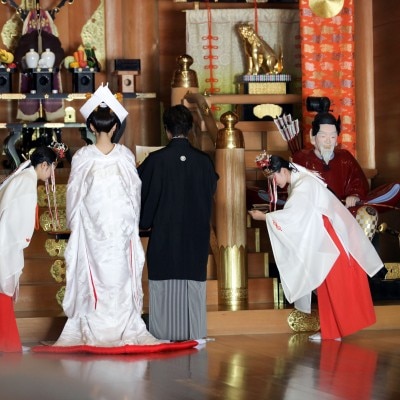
[292,149,369,202]
[293,149,400,211]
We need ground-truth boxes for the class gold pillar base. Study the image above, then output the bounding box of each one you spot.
[217,245,248,309]
[287,309,320,333]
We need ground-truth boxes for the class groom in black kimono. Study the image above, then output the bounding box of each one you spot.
[138,104,218,341]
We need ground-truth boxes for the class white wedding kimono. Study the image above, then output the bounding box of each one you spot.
[266,164,383,314]
[0,162,37,298]
[55,144,158,346]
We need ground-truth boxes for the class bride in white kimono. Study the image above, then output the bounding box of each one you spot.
[55,84,159,346]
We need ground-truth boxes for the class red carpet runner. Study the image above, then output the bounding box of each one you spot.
[31,340,201,355]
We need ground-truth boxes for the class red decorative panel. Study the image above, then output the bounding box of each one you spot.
[300,0,356,154]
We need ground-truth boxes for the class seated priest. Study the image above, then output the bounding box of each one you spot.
[292,97,400,213]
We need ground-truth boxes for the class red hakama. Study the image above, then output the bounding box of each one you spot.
[0,293,22,352]
[317,216,376,339]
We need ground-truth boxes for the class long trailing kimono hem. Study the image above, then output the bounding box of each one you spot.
[55,144,160,347]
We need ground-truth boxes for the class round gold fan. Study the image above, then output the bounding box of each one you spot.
[309,0,345,18]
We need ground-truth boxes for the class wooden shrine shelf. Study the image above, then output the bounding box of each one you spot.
[173,1,299,11]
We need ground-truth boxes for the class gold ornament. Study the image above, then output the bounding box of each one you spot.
[171,54,199,89]
[217,245,248,308]
[237,23,280,75]
[40,209,68,232]
[384,263,400,280]
[287,309,320,332]
[309,0,344,18]
[216,112,244,150]
[37,184,67,207]
[45,239,68,258]
[0,13,23,51]
[56,286,66,307]
[81,1,105,72]
[355,206,378,241]
[50,259,66,283]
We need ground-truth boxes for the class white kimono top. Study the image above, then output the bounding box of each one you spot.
[266,164,384,313]
[0,162,37,297]
[57,144,155,346]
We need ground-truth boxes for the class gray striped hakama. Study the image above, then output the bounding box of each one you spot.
[148,279,207,341]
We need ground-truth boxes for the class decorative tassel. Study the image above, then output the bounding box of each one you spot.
[45,162,61,231]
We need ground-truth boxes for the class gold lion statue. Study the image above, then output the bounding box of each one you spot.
[237,23,283,75]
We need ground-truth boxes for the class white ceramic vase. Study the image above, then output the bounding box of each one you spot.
[41,48,55,68]
[25,48,39,69]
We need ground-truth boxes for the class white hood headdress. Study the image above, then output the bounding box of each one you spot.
[80,83,128,123]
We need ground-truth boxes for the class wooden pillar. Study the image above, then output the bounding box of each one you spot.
[354,0,375,170]
[104,0,161,151]
[215,111,248,309]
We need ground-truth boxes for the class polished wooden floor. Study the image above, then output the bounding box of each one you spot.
[1,330,400,400]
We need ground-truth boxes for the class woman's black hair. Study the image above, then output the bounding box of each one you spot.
[268,155,294,174]
[163,104,193,137]
[87,105,121,135]
[30,146,57,167]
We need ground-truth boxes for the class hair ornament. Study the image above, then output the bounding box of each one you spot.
[255,151,278,211]
[44,142,67,232]
[48,141,68,160]
[255,150,274,177]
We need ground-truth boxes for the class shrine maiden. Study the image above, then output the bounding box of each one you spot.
[248,154,383,340]
[0,146,58,352]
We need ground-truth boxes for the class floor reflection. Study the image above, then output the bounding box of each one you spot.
[1,332,399,400]
[283,335,378,400]
[318,340,377,399]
